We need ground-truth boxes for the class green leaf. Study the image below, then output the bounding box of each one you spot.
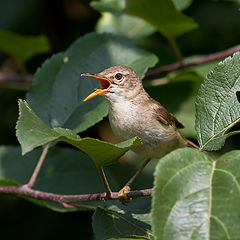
[91,0,125,14]
[152,148,240,240]
[0,145,119,211]
[125,0,198,39]
[92,0,155,40]
[96,13,156,40]
[107,238,149,240]
[27,32,158,133]
[212,150,240,239]
[16,99,142,166]
[93,205,152,240]
[16,99,59,154]
[195,52,240,151]
[172,0,192,11]
[0,29,50,64]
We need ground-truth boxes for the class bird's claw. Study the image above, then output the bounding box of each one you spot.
[118,185,132,205]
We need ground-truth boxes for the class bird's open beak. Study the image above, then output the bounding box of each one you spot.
[81,74,111,102]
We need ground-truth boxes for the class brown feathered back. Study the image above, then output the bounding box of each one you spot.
[151,98,185,129]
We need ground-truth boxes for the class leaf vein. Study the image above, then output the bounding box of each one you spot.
[211,215,230,239]
[215,168,240,192]
[161,161,211,194]
[208,160,216,239]
[163,187,209,239]
[200,117,240,150]
[110,210,152,237]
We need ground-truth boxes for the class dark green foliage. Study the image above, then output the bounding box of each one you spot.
[0,1,240,239]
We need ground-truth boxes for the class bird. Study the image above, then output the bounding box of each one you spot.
[81,65,198,204]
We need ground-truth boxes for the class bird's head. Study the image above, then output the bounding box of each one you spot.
[81,65,143,102]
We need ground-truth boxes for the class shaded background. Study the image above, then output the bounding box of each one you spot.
[0,0,239,239]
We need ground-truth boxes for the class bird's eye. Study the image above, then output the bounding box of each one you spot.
[115,73,123,80]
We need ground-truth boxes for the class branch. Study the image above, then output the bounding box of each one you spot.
[0,185,152,203]
[0,72,33,90]
[1,45,239,86]
[0,72,33,82]
[145,44,240,79]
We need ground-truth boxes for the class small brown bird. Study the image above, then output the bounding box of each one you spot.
[82,65,197,203]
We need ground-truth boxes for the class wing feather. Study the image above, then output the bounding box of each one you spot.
[151,99,185,129]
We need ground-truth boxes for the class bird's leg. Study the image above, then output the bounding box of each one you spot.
[96,164,113,199]
[118,158,152,205]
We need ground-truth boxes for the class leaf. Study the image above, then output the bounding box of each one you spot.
[195,52,240,151]
[16,99,59,154]
[211,150,240,239]
[96,13,156,40]
[0,145,119,211]
[91,0,125,14]
[125,0,198,39]
[92,0,156,40]
[93,204,152,240]
[27,32,158,133]
[0,29,50,64]
[152,148,240,240]
[172,0,192,11]
[16,99,142,166]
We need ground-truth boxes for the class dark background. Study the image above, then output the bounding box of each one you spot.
[0,0,239,239]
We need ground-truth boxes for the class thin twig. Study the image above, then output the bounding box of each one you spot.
[0,45,239,86]
[125,158,152,187]
[167,36,184,65]
[96,164,113,199]
[0,72,33,82]
[145,44,240,79]
[25,143,51,188]
[0,185,152,203]
[0,72,33,90]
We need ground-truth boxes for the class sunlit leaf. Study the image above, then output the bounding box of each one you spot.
[172,0,192,11]
[16,100,142,166]
[195,52,240,151]
[96,13,156,40]
[152,148,240,240]
[91,0,125,14]
[125,0,198,39]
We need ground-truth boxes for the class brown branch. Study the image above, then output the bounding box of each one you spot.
[0,72,33,82]
[0,72,33,90]
[145,44,240,79]
[0,185,152,203]
[0,45,239,86]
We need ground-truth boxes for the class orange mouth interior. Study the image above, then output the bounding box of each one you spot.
[81,74,111,101]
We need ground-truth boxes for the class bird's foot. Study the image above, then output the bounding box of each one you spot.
[118,185,132,205]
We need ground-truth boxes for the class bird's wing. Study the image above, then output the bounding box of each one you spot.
[151,100,185,129]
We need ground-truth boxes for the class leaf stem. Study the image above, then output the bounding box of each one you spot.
[167,36,183,65]
[25,143,51,188]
